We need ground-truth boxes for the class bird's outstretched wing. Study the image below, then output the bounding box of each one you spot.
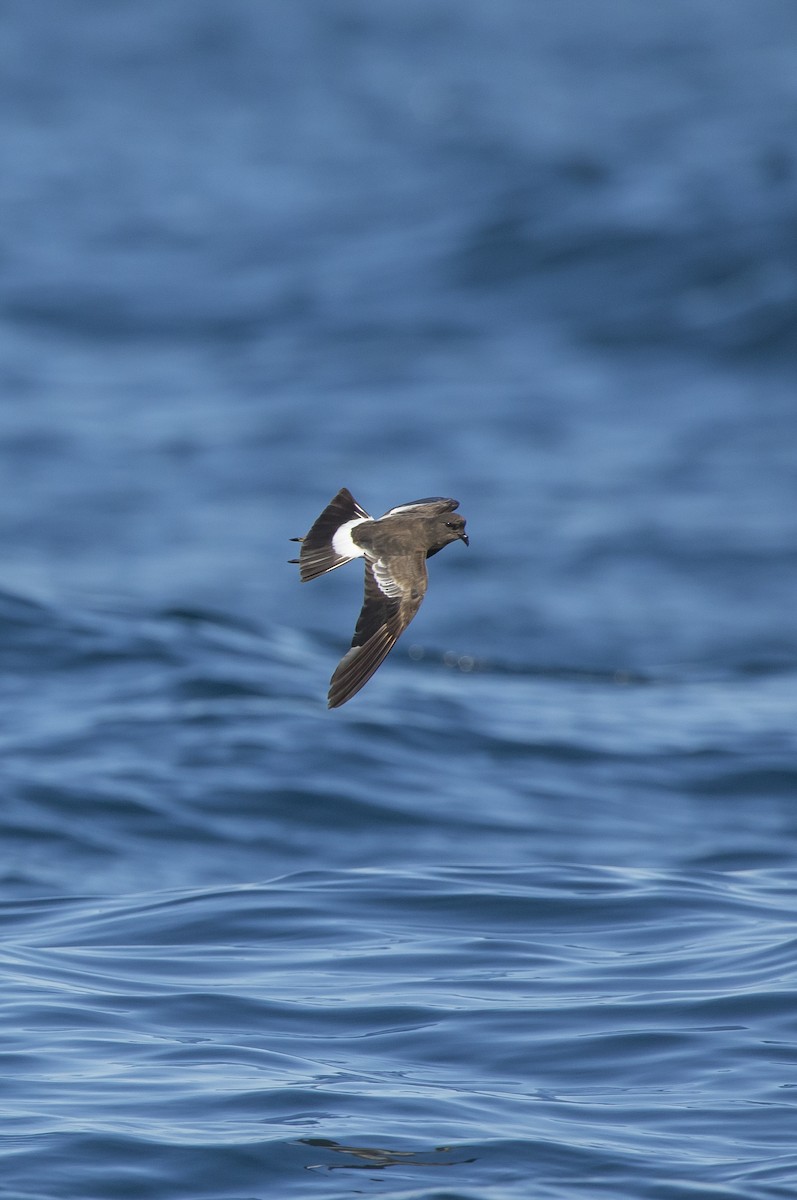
[327,552,427,708]
[381,497,459,517]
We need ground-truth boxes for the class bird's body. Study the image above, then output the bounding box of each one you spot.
[291,488,468,707]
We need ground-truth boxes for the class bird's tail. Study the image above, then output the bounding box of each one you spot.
[289,488,372,581]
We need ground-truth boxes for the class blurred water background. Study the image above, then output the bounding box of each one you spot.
[1,2,797,1197]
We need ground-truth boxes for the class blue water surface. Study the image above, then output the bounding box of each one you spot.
[1,2,796,1198]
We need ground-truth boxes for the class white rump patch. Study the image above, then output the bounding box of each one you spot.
[332,518,367,559]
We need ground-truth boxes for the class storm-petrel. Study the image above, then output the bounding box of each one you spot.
[291,488,468,707]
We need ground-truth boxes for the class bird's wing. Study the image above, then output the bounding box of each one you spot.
[381,497,459,517]
[327,552,427,708]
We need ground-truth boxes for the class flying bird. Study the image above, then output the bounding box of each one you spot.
[291,488,468,707]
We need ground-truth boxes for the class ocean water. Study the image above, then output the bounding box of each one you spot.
[2,2,797,1198]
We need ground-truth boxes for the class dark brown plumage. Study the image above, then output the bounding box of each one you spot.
[290,488,468,707]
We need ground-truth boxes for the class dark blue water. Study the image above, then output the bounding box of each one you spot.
[2,3,797,1197]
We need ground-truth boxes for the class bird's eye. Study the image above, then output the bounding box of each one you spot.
[445,521,457,529]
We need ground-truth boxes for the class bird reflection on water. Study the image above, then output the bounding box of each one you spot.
[301,1136,477,1171]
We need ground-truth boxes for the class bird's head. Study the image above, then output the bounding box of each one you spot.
[426,511,468,556]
